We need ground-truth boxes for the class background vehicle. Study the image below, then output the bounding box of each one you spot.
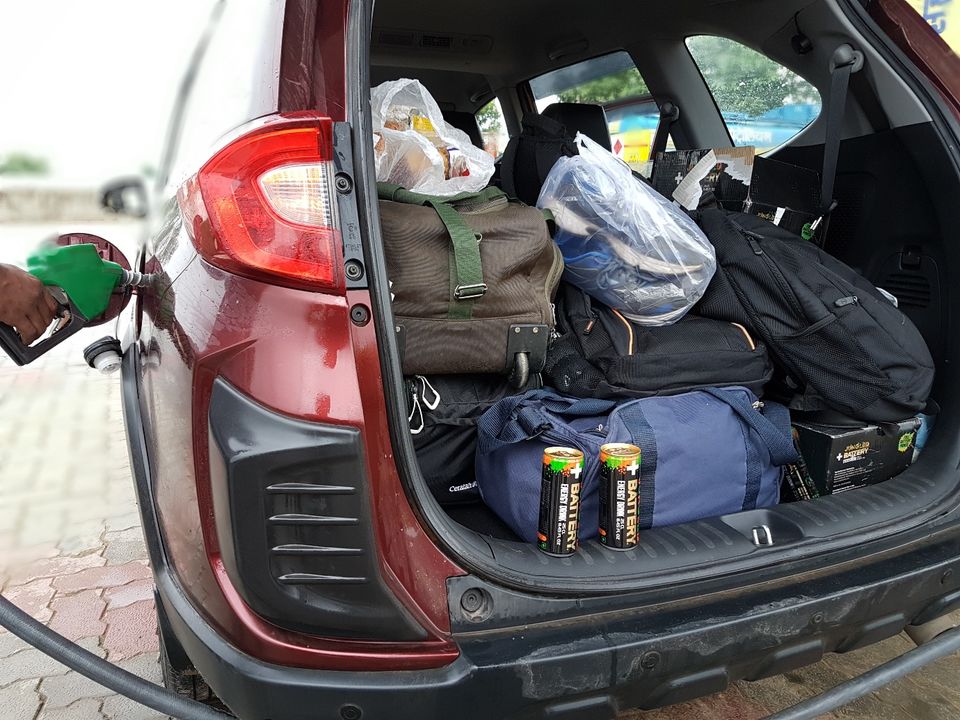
[117,1,960,717]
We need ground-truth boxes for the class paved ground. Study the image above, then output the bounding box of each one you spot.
[0,337,164,719]
[0,224,958,719]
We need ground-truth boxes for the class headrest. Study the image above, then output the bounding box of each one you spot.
[441,110,484,150]
[542,103,611,151]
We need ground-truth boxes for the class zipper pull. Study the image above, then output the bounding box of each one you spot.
[834,295,859,308]
[747,236,763,255]
[752,400,765,410]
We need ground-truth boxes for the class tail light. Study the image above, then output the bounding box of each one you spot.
[179,114,342,292]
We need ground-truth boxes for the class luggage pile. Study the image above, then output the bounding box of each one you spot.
[373,79,935,555]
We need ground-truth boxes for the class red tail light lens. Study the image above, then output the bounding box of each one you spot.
[180,114,342,292]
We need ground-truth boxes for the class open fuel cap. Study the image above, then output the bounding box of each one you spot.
[83,336,122,374]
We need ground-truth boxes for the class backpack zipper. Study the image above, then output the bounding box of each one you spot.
[732,221,807,323]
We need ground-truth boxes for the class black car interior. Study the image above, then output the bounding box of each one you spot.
[366,0,960,592]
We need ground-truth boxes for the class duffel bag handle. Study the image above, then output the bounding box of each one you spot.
[378,182,509,314]
[476,391,616,455]
[701,388,799,466]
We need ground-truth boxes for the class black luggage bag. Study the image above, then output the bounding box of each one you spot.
[545,283,773,399]
[695,209,934,422]
[406,374,541,505]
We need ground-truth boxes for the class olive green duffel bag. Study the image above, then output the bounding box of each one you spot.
[378,183,563,385]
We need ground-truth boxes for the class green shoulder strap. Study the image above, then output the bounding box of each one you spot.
[379,183,507,318]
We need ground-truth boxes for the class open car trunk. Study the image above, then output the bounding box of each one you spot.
[356,0,960,596]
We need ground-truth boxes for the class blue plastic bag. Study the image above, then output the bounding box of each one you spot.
[537,134,716,325]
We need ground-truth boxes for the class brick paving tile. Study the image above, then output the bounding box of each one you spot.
[103,578,154,611]
[0,679,43,720]
[56,521,106,556]
[39,671,113,710]
[4,552,107,587]
[100,694,171,720]
[37,697,106,720]
[0,630,30,658]
[47,590,106,643]
[2,576,55,624]
[102,600,159,661]
[0,646,71,687]
[102,539,148,567]
[114,653,164,686]
[52,562,151,594]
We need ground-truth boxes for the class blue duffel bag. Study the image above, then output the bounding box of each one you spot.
[475,387,798,543]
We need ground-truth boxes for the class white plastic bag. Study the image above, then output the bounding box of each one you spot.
[371,79,494,196]
[537,134,716,325]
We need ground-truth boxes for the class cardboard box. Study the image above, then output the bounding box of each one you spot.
[789,418,920,497]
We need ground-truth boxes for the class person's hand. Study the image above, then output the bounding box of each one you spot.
[0,264,61,345]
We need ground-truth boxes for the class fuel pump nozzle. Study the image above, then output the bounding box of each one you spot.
[0,243,151,366]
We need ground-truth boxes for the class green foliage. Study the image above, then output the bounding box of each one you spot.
[556,69,649,104]
[476,100,503,134]
[686,35,820,117]
[0,152,49,175]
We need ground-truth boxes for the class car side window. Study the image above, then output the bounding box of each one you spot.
[476,98,508,157]
[686,35,822,153]
[528,51,665,174]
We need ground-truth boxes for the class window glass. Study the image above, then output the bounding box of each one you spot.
[529,51,663,173]
[476,98,508,157]
[686,36,821,153]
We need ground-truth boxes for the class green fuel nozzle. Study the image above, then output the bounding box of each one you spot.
[0,243,152,366]
[26,244,147,319]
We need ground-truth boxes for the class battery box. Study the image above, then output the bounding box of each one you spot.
[785,417,920,499]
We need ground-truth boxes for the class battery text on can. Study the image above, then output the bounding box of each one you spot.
[537,447,585,557]
[598,443,641,550]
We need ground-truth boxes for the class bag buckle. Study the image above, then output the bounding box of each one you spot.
[454,283,487,300]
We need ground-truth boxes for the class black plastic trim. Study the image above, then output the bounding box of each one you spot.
[207,377,425,641]
[332,121,367,289]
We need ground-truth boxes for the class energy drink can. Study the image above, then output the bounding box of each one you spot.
[598,443,641,550]
[537,447,584,556]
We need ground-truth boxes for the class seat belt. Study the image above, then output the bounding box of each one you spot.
[650,101,680,161]
[819,44,861,216]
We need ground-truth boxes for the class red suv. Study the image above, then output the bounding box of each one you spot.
[114,1,960,717]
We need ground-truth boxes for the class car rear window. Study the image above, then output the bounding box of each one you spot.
[529,51,664,173]
[686,35,822,153]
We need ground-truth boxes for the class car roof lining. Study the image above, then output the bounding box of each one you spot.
[370,0,931,141]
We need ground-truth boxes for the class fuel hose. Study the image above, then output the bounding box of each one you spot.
[766,624,960,720]
[0,593,231,720]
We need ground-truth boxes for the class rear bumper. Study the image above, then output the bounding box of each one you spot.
[154,536,960,720]
[123,349,960,719]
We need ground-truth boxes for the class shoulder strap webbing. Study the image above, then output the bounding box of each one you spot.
[820,45,860,216]
[650,101,680,162]
[378,182,504,316]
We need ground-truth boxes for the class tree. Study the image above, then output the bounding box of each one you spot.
[476,100,503,135]
[556,69,649,104]
[686,36,820,117]
[0,152,49,175]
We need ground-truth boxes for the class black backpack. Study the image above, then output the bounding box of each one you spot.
[406,374,541,504]
[499,113,577,205]
[545,284,773,399]
[695,209,934,422]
